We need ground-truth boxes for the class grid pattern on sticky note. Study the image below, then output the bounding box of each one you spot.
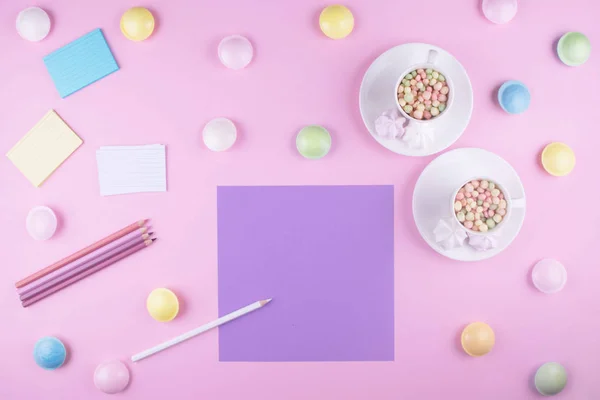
[6,110,83,187]
[43,28,119,98]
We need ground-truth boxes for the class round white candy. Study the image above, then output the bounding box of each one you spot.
[26,206,57,241]
[532,259,567,294]
[16,7,51,42]
[218,35,253,70]
[202,118,237,151]
[482,0,517,24]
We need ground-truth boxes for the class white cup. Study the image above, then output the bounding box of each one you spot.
[394,48,454,125]
[451,177,525,236]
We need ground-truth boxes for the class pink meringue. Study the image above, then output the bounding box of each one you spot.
[467,234,498,252]
[375,109,406,139]
[433,218,501,253]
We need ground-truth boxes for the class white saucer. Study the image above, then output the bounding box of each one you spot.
[412,148,526,261]
[359,43,473,156]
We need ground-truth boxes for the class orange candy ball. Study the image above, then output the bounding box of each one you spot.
[461,322,495,356]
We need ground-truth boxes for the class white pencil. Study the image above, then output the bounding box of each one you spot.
[131,298,272,362]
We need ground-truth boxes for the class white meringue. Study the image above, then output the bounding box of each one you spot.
[433,218,467,250]
[401,123,434,149]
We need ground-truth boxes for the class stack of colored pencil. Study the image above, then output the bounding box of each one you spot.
[16,219,155,307]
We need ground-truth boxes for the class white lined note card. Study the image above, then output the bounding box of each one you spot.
[96,145,166,196]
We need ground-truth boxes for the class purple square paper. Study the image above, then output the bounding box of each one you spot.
[217,185,395,362]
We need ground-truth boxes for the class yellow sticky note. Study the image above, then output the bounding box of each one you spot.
[6,110,83,187]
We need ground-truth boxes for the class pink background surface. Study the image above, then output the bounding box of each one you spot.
[0,0,597,398]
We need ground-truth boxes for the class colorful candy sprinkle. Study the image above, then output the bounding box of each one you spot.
[454,179,507,232]
[397,68,450,120]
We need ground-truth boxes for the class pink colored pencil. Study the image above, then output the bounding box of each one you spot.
[19,231,151,300]
[22,239,155,307]
[16,219,147,288]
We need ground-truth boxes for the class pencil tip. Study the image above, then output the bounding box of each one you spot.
[151,238,157,242]
[259,298,272,306]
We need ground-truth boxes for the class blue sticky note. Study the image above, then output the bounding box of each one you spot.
[43,29,119,98]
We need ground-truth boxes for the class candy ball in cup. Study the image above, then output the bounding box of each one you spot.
[396,67,450,121]
[453,179,507,233]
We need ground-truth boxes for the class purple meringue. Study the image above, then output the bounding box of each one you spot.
[375,109,406,139]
